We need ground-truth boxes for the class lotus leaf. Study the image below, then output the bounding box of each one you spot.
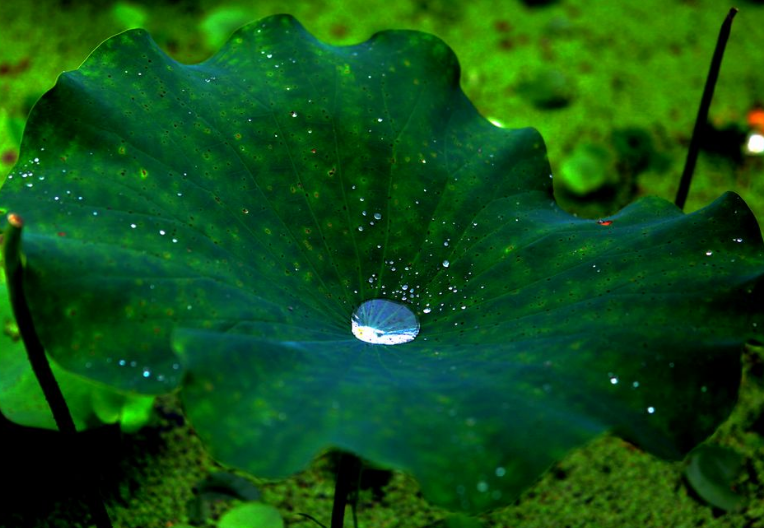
[1,15,763,513]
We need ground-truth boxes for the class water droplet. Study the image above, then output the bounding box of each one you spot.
[495,467,506,477]
[374,213,382,220]
[647,406,655,414]
[351,299,420,345]
[442,260,450,268]
[705,250,713,256]
[477,481,489,493]
[423,307,431,314]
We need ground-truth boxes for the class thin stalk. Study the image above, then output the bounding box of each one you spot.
[350,459,362,528]
[675,7,738,210]
[331,453,361,528]
[3,213,113,528]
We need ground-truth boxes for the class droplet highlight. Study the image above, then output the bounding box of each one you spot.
[351,299,420,345]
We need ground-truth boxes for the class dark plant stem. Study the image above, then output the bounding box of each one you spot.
[331,453,361,528]
[675,7,738,210]
[298,513,329,528]
[2,214,113,528]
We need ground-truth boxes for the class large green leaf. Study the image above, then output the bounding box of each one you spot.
[1,15,763,512]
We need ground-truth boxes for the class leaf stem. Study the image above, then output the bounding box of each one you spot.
[331,453,361,528]
[675,7,738,210]
[2,213,113,528]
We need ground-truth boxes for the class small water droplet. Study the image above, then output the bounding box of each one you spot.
[351,299,419,345]
[647,406,655,414]
[374,213,382,220]
[705,250,713,256]
[442,260,450,268]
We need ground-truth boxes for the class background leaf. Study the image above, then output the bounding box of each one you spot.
[685,444,746,512]
[217,502,283,528]
[0,14,763,513]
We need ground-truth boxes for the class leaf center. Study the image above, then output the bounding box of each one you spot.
[351,299,419,345]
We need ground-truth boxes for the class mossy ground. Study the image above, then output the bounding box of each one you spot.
[1,0,763,527]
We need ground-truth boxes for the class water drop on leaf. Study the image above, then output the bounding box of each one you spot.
[351,299,419,345]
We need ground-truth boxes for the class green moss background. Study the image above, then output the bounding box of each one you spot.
[1,0,763,527]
